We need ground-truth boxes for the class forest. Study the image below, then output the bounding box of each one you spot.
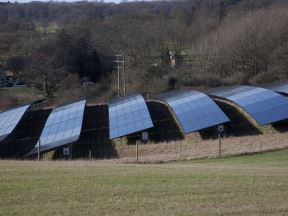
[0,0,288,104]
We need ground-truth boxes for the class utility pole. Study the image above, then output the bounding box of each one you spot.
[115,54,126,96]
[116,55,120,96]
[122,55,126,95]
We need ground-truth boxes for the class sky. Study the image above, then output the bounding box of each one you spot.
[1,0,154,3]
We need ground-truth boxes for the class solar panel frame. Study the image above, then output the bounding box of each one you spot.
[109,94,154,139]
[157,90,230,133]
[0,104,30,142]
[28,100,86,155]
[206,85,288,125]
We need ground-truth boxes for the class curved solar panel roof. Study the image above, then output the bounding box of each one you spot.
[264,82,288,94]
[109,94,154,139]
[158,90,230,133]
[28,100,86,155]
[206,85,288,125]
[0,104,30,142]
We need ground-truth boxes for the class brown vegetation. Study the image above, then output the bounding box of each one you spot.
[115,132,288,163]
[0,0,288,107]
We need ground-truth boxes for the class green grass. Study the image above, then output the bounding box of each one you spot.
[0,149,287,216]
[0,86,43,97]
[0,86,43,107]
[36,22,60,34]
[0,86,31,94]
[181,149,288,166]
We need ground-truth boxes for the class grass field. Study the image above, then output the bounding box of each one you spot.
[0,87,43,110]
[0,149,287,216]
[0,86,41,97]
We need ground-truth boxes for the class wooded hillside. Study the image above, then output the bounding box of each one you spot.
[0,0,288,103]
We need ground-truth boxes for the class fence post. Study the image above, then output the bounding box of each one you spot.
[136,140,139,162]
[38,139,41,161]
[179,142,182,160]
[218,133,222,158]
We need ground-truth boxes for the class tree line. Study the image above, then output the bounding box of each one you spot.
[0,0,288,102]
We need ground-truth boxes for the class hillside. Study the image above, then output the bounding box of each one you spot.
[1,1,288,215]
[0,87,43,110]
[0,0,288,104]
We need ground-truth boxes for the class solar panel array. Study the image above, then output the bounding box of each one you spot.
[28,100,86,154]
[158,90,230,133]
[265,82,288,94]
[0,105,30,142]
[206,86,288,125]
[109,94,154,139]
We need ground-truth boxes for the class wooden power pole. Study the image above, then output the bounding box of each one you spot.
[115,54,126,96]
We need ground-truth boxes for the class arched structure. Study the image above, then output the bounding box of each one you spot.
[0,104,30,142]
[108,94,154,140]
[264,82,288,95]
[157,90,230,133]
[27,100,86,155]
[206,86,288,126]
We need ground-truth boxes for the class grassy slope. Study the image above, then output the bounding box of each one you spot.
[0,86,41,97]
[0,87,43,109]
[0,149,287,216]
[117,132,288,162]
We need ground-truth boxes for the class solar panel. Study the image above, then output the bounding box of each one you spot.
[109,94,154,139]
[158,90,230,133]
[0,105,30,142]
[264,82,288,94]
[206,85,288,125]
[28,100,86,155]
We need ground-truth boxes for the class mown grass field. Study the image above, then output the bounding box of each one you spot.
[0,149,287,216]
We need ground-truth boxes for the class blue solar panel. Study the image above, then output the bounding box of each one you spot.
[206,86,288,125]
[109,94,154,139]
[28,100,86,154]
[265,82,288,94]
[158,90,230,133]
[0,105,30,142]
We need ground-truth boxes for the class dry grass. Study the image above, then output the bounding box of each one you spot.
[0,87,43,110]
[115,133,288,163]
[0,149,287,216]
